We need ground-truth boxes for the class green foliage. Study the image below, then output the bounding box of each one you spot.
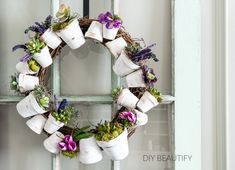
[26,37,45,55]
[72,125,93,142]
[111,87,122,100]
[146,72,156,81]
[10,75,19,92]
[147,87,162,102]
[52,106,76,124]
[125,42,142,56]
[61,149,78,159]
[27,59,41,72]
[33,86,50,109]
[95,121,124,141]
[52,4,77,32]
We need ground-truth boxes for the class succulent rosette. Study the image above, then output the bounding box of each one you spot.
[98,11,122,29]
[58,135,78,158]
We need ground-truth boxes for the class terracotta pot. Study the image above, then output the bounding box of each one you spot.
[44,114,64,134]
[16,62,38,75]
[133,109,148,127]
[26,115,47,134]
[43,131,64,154]
[79,136,103,164]
[116,88,139,109]
[96,128,129,161]
[125,69,146,88]
[105,37,127,58]
[18,74,39,92]
[56,19,85,49]
[33,46,52,68]
[85,21,103,42]
[112,50,140,77]
[41,28,62,49]
[103,25,119,40]
[137,91,159,112]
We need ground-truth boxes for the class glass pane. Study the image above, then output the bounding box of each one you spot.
[0,0,50,96]
[60,40,112,96]
[60,104,112,170]
[119,0,172,94]
[0,104,51,170]
[120,105,174,170]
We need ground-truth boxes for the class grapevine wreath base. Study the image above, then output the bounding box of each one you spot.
[11,5,162,164]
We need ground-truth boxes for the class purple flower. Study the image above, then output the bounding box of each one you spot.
[98,11,122,29]
[58,99,68,112]
[58,135,77,152]
[58,142,67,151]
[119,111,136,123]
[20,53,32,62]
[142,65,157,87]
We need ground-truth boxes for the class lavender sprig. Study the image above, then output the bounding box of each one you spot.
[24,15,52,34]
[58,99,68,112]
[20,53,32,62]
[12,44,26,52]
[131,43,159,63]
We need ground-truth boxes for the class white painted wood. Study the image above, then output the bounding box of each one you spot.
[174,1,201,170]
[215,0,227,170]
[226,0,235,170]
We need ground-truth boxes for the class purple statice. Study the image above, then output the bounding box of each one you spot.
[142,65,157,87]
[24,15,52,34]
[58,135,77,152]
[58,99,68,112]
[12,44,32,62]
[98,11,122,29]
[131,43,159,63]
[119,111,136,123]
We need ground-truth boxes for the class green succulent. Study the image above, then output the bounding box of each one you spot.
[111,87,122,100]
[72,125,93,142]
[10,75,19,92]
[26,37,45,55]
[61,150,78,159]
[52,106,76,124]
[146,72,156,80]
[147,87,162,102]
[52,4,77,32]
[95,121,124,141]
[125,42,142,56]
[33,86,50,109]
[27,59,41,72]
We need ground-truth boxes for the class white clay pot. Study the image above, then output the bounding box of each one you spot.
[16,62,38,75]
[116,89,139,109]
[85,21,103,42]
[133,109,148,127]
[33,46,52,68]
[18,74,39,92]
[103,25,119,40]
[16,93,47,118]
[113,50,140,77]
[56,19,85,49]
[79,136,103,164]
[126,69,146,88]
[137,91,159,112]
[43,131,64,154]
[96,128,129,161]
[105,37,127,58]
[26,115,47,134]
[41,28,62,49]
[44,114,64,134]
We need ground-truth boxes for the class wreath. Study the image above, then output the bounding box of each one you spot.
[10,4,162,163]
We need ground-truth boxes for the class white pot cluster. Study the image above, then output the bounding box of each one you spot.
[85,21,121,42]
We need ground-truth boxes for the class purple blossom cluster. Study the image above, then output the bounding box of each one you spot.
[58,135,77,152]
[118,111,136,123]
[98,11,122,29]
[142,65,157,87]
[24,15,52,34]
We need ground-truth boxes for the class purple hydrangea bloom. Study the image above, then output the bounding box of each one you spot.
[119,111,136,123]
